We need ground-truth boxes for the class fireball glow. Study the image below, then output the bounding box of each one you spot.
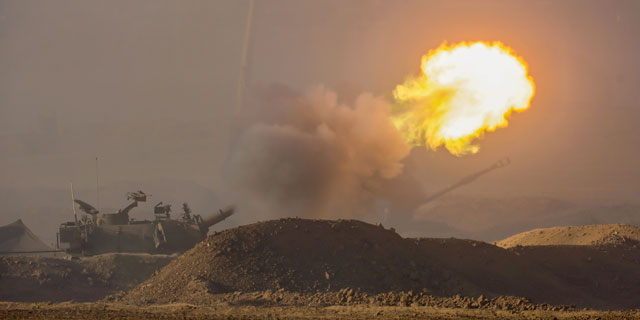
[392,41,535,156]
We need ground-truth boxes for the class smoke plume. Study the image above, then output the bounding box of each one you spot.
[227,85,409,219]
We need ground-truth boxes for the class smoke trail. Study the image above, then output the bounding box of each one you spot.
[227,85,409,219]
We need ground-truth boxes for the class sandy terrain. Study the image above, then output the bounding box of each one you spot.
[496,224,640,248]
[1,302,639,320]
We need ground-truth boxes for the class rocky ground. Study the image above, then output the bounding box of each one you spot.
[1,302,639,320]
[115,289,579,312]
[121,218,640,310]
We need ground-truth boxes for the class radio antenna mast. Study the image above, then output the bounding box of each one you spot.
[95,156,100,212]
[236,0,254,112]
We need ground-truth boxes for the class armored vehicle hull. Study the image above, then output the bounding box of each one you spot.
[58,191,234,256]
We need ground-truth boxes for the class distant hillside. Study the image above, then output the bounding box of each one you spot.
[496,224,640,248]
[389,196,640,241]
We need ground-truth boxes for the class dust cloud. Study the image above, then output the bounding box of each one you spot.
[226,85,409,219]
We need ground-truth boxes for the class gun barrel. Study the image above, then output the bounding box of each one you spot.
[201,205,235,229]
[423,158,510,205]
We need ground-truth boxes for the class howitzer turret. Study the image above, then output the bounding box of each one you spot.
[57,190,234,256]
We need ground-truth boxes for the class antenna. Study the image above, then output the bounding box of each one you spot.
[70,181,78,225]
[95,156,100,212]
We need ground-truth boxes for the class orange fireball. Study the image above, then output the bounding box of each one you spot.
[392,41,535,156]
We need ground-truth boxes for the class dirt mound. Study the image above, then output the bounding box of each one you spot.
[496,224,640,248]
[124,219,450,303]
[122,218,640,309]
[510,243,640,309]
[0,253,174,302]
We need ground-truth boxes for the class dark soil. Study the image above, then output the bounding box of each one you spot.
[0,253,174,302]
[121,218,640,310]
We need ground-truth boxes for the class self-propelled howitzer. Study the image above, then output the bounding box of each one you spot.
[57,191,234,255]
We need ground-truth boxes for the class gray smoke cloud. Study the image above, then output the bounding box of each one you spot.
[226,85,409,219]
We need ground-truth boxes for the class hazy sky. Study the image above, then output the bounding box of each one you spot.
[2,0,640,204]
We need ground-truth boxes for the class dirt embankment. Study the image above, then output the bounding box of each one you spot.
[3,219,640,311]
[0,253,174,302]
[122,218,640,310]
[124,219,445,303]
[496,224,640,248]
